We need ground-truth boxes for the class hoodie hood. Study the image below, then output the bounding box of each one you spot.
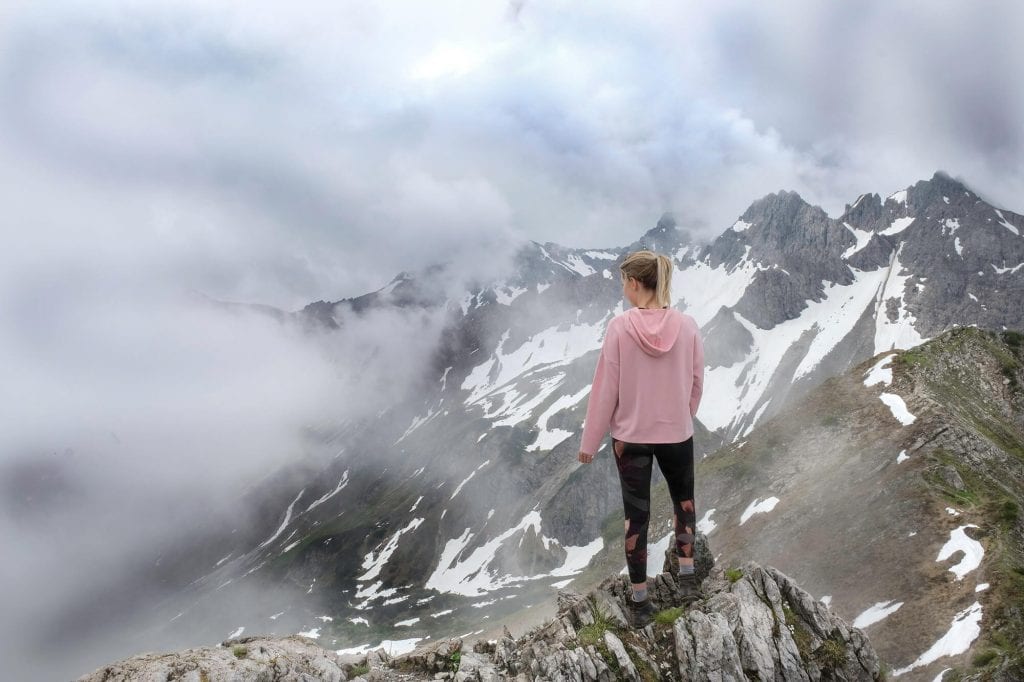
[622,307,684,356]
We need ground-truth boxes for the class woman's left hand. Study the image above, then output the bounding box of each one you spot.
[578,450,594,463]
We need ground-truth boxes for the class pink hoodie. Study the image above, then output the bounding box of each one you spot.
[579,307,704,455]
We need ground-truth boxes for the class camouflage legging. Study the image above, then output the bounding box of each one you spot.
[611,436,695,584]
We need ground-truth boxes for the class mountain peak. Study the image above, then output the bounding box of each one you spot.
[739,189,815,226]
[900,170,978,210]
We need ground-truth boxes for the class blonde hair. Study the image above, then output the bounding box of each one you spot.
[620,250,673,308]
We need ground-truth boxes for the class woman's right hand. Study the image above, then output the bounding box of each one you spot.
[578,450,594,464]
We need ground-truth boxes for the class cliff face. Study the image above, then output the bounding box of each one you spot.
[77,535,883,681]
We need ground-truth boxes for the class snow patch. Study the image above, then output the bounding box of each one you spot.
[853,600,904,628]
[739,497,780,525]
[259,489,306,549]
[450,460,491,500]
[879,216,914,236]
[862,355,895,387]
[731,219,753,232]
[874,245,927,354]
[336,638,423,657]
[992,262,1024,275]
[896,450,909,463]
[494,285,527,305]
[358,517,425,582]
[995,209,1020,235]
[703,264,893,434]
[301,471,350,512]
[879,392,916,425]
[563,254,596,277]
[425,510,552,596]
[842,222,874,259]
[697,508,717,535]
[549,538,604,577]
[892,602,982,676]
[887,189,908,205]
[936,525,983,580]
[528,385,590,451]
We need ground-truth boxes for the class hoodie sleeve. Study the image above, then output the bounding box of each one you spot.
[579,318,621,456]
[689,325,704,418]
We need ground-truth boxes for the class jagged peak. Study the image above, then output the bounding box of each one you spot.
[737,189,822,229]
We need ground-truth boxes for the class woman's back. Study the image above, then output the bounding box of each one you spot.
[579,306,704,455]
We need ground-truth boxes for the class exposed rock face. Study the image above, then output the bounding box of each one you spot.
[77,534,881,681]
[75,634,349,682]
[487,561,880,682]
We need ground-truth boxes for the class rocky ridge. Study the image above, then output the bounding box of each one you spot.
[77,534,883,681]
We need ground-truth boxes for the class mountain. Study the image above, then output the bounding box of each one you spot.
[41,172,1024,680]
[683,326,1024,681]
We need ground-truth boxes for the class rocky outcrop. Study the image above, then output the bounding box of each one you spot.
[76,634,350,682]
[484,562,880,681]
[77,532,881,681]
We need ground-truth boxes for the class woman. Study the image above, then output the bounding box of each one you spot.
[577,249,705,628]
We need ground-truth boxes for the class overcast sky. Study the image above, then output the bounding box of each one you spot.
[3,1,1023,308]
[2,1,1024,677]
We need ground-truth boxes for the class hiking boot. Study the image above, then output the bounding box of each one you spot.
[676,572,702,605]
[628,597,657,628]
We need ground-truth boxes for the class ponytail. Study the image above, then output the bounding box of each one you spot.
[655,254,672,308]
[620,250,674,308]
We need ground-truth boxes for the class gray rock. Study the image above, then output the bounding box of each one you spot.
[601,631,639,681]
[674,610,745,681]
[74,634,348,682]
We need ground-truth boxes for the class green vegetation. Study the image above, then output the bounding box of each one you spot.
[231,645,247,659]
[894,345,932,369]
[654,607,684,626]
[972,648,999,667]
[922,448,983,508]
[600,510,624,546]
[576,595,617,648]
[571,595,626,673]
[813,636,847,670]
[725,567,743,582]
[449,650,461,673]
[905,328,1024,680]
[350,664,369,677]
[783,604,813,663]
